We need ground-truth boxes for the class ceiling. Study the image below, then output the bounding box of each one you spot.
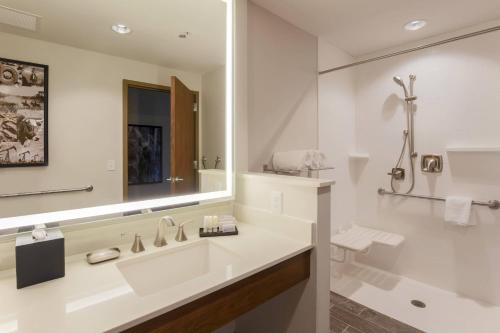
[251,0,500,56]
[0,0,226,73]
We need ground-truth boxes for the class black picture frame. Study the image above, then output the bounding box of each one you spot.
[0,57,49,168]
[127,124,163,185]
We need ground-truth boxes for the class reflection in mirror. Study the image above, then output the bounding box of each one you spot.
[0,0,228,221]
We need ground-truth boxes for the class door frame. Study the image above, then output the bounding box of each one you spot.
[122,79,199,201]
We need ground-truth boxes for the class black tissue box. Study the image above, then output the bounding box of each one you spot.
[16,229,65,289]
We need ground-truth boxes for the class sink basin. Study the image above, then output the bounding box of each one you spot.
[116,239,239,296]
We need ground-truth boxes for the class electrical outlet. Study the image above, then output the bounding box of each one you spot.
[271,191,283,214]
[106,159,116,171]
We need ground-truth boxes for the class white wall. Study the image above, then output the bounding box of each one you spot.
[318,39,357,237]
[247,2,318,172]
[234,173,332,333]
[235,0,249,172]
[0,31,201,218]
[321,25,500,305]
[201,66,226,167]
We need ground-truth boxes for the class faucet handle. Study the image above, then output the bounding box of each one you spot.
[131,234,145,253]
[175,220,194,242]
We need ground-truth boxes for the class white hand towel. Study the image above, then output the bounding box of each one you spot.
[444,196,474,226]
[218,215,237,224]
[272,150,327,171]
[221,224,237,233]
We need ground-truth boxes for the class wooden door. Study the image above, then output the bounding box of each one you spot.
[170,76,197,194]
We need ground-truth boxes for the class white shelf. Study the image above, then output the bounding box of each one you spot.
[446,147,500,153]
[348,152,370,161]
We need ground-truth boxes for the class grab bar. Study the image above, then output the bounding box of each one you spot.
[378,188,500,210]
[0,185,94,199]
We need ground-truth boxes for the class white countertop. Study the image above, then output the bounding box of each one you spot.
[0,222,312,333]
[238,172,335,188]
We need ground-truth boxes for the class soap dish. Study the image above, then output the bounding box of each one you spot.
[86,248,121,264]
[199,227,239,238]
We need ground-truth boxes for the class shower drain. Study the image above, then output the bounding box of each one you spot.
[411,300,426,308]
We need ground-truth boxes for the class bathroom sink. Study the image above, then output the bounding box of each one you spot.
[116,239,239,296]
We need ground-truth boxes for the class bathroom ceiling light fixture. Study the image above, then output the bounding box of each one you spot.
[111,24,131,34]
[404,20,427,31]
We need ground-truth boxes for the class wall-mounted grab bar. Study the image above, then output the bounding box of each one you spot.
[378,188,500,209]
[0,185,94,199]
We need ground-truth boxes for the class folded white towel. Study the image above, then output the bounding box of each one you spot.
[445,196,474,226]
[272,150,327,171]
[221,223,237,233]
[218,215,237,225]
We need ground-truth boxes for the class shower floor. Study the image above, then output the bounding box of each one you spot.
[331,262,500,333]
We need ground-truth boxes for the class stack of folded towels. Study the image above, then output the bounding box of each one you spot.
[218,215,237,232]
[271,150,328,171]
[203,215,238,233]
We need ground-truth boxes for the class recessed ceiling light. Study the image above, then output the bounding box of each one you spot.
[111,24,131,34]
[404,20,427,31]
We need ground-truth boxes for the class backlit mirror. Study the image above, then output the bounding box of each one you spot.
[0,0,233,230]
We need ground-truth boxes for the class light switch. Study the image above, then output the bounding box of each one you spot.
[271,191,283,214]
[106,160,116,171]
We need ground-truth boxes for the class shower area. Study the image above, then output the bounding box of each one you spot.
[320,23,500,333]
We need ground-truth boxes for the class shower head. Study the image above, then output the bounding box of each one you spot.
[393,76,409,98]
[393,76,404,86]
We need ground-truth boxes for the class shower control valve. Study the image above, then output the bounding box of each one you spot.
[387,168,405,180]
[421,155,443,173]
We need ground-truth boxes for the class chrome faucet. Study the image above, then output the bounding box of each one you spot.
[154,216,176,247]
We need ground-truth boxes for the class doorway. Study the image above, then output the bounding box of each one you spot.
[123,78,198,201]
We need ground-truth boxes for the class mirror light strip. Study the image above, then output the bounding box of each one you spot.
[225,0,234,196]
[0,0,235,231]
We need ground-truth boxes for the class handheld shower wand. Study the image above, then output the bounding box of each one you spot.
[393,76,409,99]
[389,74,417,194]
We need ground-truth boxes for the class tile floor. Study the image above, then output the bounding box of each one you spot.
[330,292,425,333]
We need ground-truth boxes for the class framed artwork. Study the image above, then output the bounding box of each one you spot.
[0,57,48,167]
[128,125,163,185]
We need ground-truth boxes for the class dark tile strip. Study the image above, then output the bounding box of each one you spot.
[359,308,425,333]
[330,292,425,333]
[330,314,349,333]
[344,326,365,333]
[332,305,391,333]
[331,292,367,315]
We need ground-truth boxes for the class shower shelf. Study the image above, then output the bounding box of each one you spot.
[446,147,500,153]
[348,152,370,161]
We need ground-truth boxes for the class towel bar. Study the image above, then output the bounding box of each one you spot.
[378,188,500,210]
